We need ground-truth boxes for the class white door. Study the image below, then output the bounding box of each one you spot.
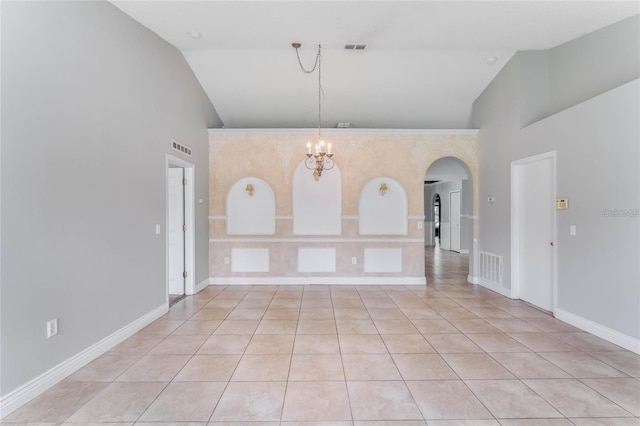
[168,167,185,295]
[450,191,461,252]
[514,155,554,311]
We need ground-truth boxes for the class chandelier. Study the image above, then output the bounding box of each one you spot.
[292,42,334,179]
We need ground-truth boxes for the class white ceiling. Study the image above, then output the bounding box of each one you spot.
[111,1,638,129]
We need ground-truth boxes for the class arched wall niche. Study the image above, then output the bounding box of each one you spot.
[359,177,408,235]
[292,160,341,235]
[226,177,276,235]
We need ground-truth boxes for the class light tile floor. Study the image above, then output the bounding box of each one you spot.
[3,248,640,425]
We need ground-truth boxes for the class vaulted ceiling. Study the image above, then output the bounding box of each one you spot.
[111,1,638,129]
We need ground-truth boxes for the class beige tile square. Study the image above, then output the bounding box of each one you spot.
[354,422,428,426]
[198,334,252,354]
[189,308,231,321]
[332,298,365,308]
[465,380,562,418]
[435,308,479,320]
[507,332,577,351]
[206,298,242,309]
[245,334,295,354]
[211,382,286,421]
[424,333,483,353]
[497,306,552,318]
[214,320,260,335]
[65,382,166,423]
[391,353,457,380]
[226,308,267,320]
[374,319,419,334]
[381,334,435,353]
[540,352,629,378]
[137,382,226,422]
[406,380,492,420]
[522,317,580,332]
[362,297,398,308]
[172,320,222,335]
[149,334,209,355]
[588,351,640,377]
[294,334,340,354]
[174,354,241,381]
[236,299,271,309]
[297,319,337,334]
[490,352,571,379]
[338,334,388,354]
[66,352,141,382]
[427,421,499,426]
[231,354,291,381]
[449,319,501,334]
[116,354,190,381]
[334,308,371,319]
[269,298,302,309]
[466,333,531,352]
[523,379,633,417]
[342,354,402,380]
[411,319,459,334]
[255,319,298,334]
[300,308,335,319]
[282,382,352,422]
[568,418,640,425]
[496,420,573,426]
[441,353,515,379]
[347,381,423,421]
[336,319,378,334]
[581,378,640,415]
[485,318,541,333]
[3,382,108,423]
[264,308,300,320]
[400,307,441,319]
[108,332,166,354]
[289,354,345,381]
[368,308,408,319]
[551,332,624,351]
[301,298,333,309]
[467,307,513,319]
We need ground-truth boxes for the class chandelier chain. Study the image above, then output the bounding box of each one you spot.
[294,44,323,135]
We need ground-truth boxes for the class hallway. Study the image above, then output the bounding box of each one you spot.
[3,250,639,424]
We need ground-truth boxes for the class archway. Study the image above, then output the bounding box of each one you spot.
[423,157,473,281]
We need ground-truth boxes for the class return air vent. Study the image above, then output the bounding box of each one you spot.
[344,43,367,50]
[171,139,192,157]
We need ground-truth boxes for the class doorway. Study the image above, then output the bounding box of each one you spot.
[433,194,441,246]
[511,151,556,312]
[166,155,196,305]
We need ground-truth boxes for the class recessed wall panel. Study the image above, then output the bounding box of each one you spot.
[364,248,402,273]
[231,248,270,272]
[298,248,336,273]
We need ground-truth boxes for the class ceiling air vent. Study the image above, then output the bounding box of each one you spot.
[336,122,352,128]
[344,43,367,50]
[171,139,192,157]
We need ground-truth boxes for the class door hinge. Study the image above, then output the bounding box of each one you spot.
[182,178,187,186]
[182,225,187,232]
[183,271,188,278]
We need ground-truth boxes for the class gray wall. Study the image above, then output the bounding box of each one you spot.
[471,16,639,339]
[1,1,221,395]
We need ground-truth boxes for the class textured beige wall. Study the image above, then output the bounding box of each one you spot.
[209,131,478,279]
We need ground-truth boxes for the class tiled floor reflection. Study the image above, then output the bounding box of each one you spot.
[3,248,640,425]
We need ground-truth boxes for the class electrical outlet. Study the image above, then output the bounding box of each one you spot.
[224,256,230,265]
[417,221,423,229]
[352,257,357,265]
[46,319,58,339]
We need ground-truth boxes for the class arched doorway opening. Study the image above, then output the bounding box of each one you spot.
[424,157,473,282]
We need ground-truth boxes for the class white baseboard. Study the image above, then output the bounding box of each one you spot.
[554,308,640,354]
[0,303,168,419]
[459,249,470,254]
[209,276,427,286]
[477,279,512,298]
[467,275,480,284]
[194,278,210,294]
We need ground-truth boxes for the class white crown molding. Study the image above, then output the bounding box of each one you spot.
[208,128,479,135]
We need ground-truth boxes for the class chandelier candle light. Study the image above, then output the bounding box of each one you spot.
[293,42,335,179]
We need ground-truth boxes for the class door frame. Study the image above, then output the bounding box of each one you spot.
[510,150,557,311]
[166,154,195,301]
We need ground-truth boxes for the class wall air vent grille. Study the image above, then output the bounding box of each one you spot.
[171,139,192,157]
[479,251,503,285]
[344,43,367,50]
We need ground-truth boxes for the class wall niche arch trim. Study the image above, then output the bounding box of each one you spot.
[226,177,276,235]
[359,177,408,235]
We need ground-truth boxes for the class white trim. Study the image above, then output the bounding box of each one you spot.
[166,154,196,296]
[209,276,427,285]
[276,215,293,220]
[511,150,557,312]
[342,215,359,220]
[459,249,469,254]
[477,279,513,298]
[195,278,210,294]
[0,303,167,419]
[467,215,479,220]
[449,190,461,253]
[555,308,640,354]
[467,275,480,285]
[208,128,479,135]
[408,215,426,220]
[210,237,425,243]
